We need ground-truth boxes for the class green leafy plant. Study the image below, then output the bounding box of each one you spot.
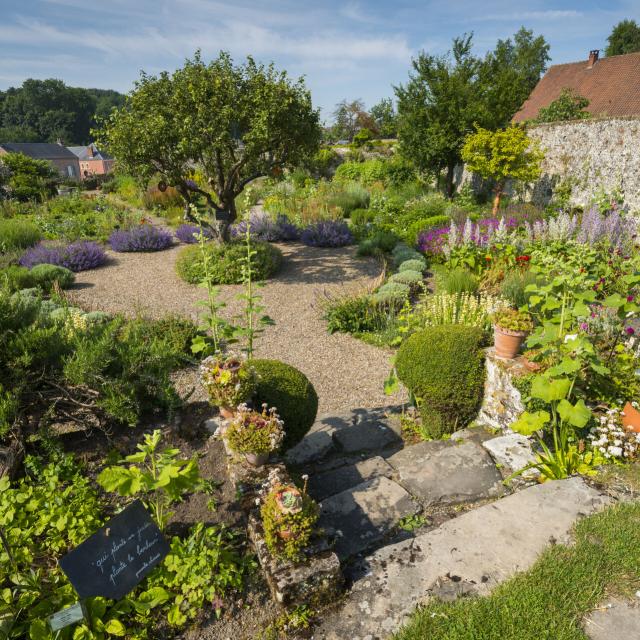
[492,307,533,332]
[225,405,284,455]
[199,355,256,410]
[97,430,204,531]
[261,483,319,561]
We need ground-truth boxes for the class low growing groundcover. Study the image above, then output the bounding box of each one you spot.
[395,500,640,640]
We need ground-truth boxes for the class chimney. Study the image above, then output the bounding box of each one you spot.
[587,49,599,69]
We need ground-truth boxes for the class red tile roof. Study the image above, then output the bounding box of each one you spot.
[513,51,640,122]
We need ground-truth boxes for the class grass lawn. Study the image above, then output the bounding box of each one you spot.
[394,499,640,640]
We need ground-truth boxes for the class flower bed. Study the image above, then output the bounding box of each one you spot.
[19,240,107,272]
[109,225,173,252]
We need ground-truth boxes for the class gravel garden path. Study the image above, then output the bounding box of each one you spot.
[70,240,403,415]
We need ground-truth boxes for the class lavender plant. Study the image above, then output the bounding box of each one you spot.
[175,223,214,244]
[300,220,353,247]
[109,225,173,252]
[20,241,107,272]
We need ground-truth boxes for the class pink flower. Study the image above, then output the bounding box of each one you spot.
[580,322,588,331]
[627,295,635,302]
[625,326,635,335]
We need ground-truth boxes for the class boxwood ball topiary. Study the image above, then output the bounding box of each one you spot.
[250,359,318,450]
[395,325,485,437]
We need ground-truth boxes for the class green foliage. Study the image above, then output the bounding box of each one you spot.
[200,356,257,408]
[97,429,204,530]
[323,293,393,334]
[371,281,411,306]
[334,157,415,187]
[0,218,41,251]
[370,98,398,138]
[493,308,533,332]
[395,325,485,435]
[306,147,340,178]
[327,182,370,216]
[606,19,640,56]
[29,264,75,289]
[261,486,319,560]
[356,230,400,256]
[499,269,538,307]
[0,153,59,201]
[389,270,424,287]
[99,51,321,234]
[534,88,590,123]
[175,240,282,285]
[395,501,640,640]
[398,259,426,273]
[438,267,478,294]
[352,127,374,147]
[250,359,318,450]
[461,126,543,197]
[393,248,424,268]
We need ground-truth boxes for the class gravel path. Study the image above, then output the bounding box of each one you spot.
[70,241,404,415]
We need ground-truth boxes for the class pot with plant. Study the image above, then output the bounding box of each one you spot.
[200,354,256,418]
[492,308,533,359]
[224,404,284,466]
[622,400,640,433]
[261,480,319,560]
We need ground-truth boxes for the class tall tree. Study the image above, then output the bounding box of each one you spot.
[370,98,398,138]
[331,99,374,141]
[100,51,321,240]
[606,19,640,56]
[395,34,483,197]
[480,27,550,128]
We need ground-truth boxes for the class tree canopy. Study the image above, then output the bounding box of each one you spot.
[0,79,125,144]
[370,98,398,138]
[99,51,321,239]
[0,152,59,201]
[395,34,483,197]
[461,125,543,214]
[535,88,590,123]
[606,19,640,56]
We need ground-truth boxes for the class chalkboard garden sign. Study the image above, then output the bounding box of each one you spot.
[59,500,170,600]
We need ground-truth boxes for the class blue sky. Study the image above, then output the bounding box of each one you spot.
[0,0,637,120]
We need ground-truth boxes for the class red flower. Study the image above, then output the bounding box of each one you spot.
[516,255,531,263]
[485,255,492,261]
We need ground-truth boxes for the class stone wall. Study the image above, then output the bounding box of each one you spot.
[527,117,640,211]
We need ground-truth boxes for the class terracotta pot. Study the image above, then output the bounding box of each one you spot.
[277,528,294,541]
[621,401,640,433]
[494,325,528,359]
[221,359,241,373]
[522,357,542,372]
[244,451,269,467]
[219,405,235,420]
[275,488,303,515]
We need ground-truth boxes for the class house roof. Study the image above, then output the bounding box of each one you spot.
[513,51,640,122]
[0,142,79,160]
[67,143,113,161]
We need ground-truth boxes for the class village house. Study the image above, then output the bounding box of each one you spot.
[67,143,115,177]
[0,141,81,180]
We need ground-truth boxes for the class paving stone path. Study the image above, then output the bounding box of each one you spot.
[287,409,615,639]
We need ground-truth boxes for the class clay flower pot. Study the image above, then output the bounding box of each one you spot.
[219,405,235,420]
[244,451,269,467]
[621,401,640,433]
[522,356,542,372]
[494,325,528,359]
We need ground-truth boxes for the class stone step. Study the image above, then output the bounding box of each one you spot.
[314,477,610,639]
[584,599,640,639]
[319,476,420,560]
[387,440,505,507]
[308,456,395,502]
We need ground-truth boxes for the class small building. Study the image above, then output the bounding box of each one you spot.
[0,142,81,180]
[67,143,115,177]
[513,50,640,122]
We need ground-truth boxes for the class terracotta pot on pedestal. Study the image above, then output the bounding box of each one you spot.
[494,325,528,359]
[622,401,640,433]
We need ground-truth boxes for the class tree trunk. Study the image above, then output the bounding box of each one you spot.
[445,164,455,199]
[492,181,504,216]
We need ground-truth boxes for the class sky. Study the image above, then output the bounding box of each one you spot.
[0,0,637,121]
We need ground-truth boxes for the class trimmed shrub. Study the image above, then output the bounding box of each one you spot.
[175,240,282,284]
[109,225,173,252]
[250,359,318,450]
[393,248,424,268]
[356,231,399,257]
[389,270,423,287]
[300,220,353,248]
[175,224,214,244]
[404,214,451,246]
[20,241,107,272]
[398,259,427,273]
[30,264,75,290]
[371,281,410,306]
[395,325,485,437]
[0,218,42,251]
[0,266,36,291]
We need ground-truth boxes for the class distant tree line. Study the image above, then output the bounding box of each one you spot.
[0,79,125,145]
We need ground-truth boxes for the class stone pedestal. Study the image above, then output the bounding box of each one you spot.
[477,348,527,431]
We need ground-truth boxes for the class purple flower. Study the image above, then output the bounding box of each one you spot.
[231,212,300,242]
[109,226,173,252]
[300,220,353,247]
[580,322,589,331]
[626,326,635,335]
[176,223,214,244]
[20,241,107,272]
[627,295,635,303]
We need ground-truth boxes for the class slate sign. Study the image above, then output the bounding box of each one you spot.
[59,500,170,600]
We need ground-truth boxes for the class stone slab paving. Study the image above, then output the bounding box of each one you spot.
[315,477,610,640]
[319,476,420,560]
[332,418,402,454]
[308,456,395,502]
[482,433,540,480]
[285,414,349,466]
[584,600,640,640]
[387,440,505,507]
